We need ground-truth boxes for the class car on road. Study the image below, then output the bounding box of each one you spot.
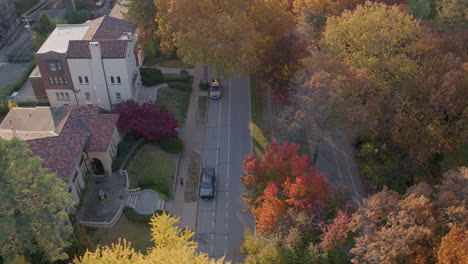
[199,168,216,200]
[209,78,222,100]
[96,0,104,7]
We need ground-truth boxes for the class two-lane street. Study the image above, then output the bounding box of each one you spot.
[196,75,255,263]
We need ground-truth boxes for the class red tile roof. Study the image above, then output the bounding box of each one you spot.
[67,40,129,58]
[26,106,119,182]
[91,16,136,40]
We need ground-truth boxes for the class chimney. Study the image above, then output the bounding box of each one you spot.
[89,41,101,60]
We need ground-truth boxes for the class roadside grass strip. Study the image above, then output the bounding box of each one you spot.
[185,152,201,202]
[249,75,271,158]
[197,96,208,124]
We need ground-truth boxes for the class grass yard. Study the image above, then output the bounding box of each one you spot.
[88,215,152,254]
[156,87,190,126]
[185,152,201,202]
[250,75,271,158]
[143,55,193,69]
[197,96,208,124]
[127,144,177,199]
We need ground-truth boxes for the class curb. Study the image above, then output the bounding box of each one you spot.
[172,154,180,195]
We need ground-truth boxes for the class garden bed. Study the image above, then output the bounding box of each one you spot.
[127,144,177,199]
[185,152,201,202]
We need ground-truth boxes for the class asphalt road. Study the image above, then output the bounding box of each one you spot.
[196,75,255,262]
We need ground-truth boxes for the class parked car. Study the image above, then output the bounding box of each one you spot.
[96,0,104,7]
[199,168,216,200]
[209,78,222,100]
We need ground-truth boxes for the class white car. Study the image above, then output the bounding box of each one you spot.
[96,0,104,7]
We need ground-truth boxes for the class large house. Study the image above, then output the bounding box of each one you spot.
[0,106,121,205]
[29,16,141,111]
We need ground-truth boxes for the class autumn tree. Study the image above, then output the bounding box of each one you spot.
[253,183,288,234]
[322,1,422,86]
[155,0,294,79]
[0,138,74,262]
[350,167,468,264]
[320,210,351,251]
[437,225,468,264]
[74,212,227,264]
[123,0,158,41]
[114,100,178,142]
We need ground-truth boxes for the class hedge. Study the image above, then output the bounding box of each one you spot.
[0,60,37,96]
[123,207,164,224]
[168,81,192,92]
[139,67,164,86]
[199,81,209,90]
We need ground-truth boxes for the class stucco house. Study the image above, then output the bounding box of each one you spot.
[0,106,121,205]
[29,16,141,111]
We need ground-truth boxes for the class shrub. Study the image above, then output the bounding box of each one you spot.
[180,69,189,79]
[67,225,95,258]
[160,136,183,153]
[31,34,48,52]
[139,67,164,86]
[123,207,163,224]
[16,101,50,107]
[163,73,189,83]
[199,81,209,90]
[66,10,92,24]
[168,81,192,92]
[141,40,160,57]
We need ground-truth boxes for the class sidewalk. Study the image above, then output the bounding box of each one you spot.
[166,63,205,230]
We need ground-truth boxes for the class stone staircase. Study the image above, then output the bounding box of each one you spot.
[124,188,141,209]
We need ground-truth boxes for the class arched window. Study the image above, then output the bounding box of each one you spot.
[111,76,115,84]
[117,76,121,84]
[78,76,83,84]
[84,76,89,84]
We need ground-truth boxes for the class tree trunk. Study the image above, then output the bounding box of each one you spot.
[203,65,208,83]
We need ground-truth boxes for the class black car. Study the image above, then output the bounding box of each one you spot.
[199,168,216,200]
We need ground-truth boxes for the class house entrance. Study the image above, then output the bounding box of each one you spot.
[91,158,104,175]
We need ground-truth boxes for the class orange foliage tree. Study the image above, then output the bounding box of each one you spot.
[253,183,288,234]
[437,225,468,264]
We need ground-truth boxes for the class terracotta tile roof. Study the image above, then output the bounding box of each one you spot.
[91,15,136,40]
[81,114,119,151]
[67,40,129,58]
[26,106,119,182]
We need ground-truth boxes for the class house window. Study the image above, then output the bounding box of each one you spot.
[53,77,58,85]
[57,62,62,71]
[110,76,115,84]
[78,76,83,84]
[49,76,54,85]
[58,77,64,85]
[64,77,68,84]
[116,92,122,101]
[49,63,56,72]
[56,92,70,101]
[117,76,121,84]
[56,92,60,100]
[85,92,91,101]
[84,76,89,84]
[65,92,70,101]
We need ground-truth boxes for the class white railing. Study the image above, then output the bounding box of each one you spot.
[80,203,124,228]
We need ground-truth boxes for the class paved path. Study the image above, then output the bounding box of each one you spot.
[135,190,163,214]
[168,64,205,231]
[196,75,254,262]
[313,128,365,205]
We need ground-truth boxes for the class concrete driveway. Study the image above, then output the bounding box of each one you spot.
[196,75,255,262]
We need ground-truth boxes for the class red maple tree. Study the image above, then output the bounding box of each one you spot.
[114,100,178,142]
[319,210,351,251]
[253,182,287,234]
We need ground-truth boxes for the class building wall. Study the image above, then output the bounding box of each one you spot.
[32,52,74,98]
[68,41,141,110]
[67,157,87,205]
[46,89,78,107]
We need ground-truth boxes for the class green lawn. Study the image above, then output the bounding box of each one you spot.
[127,144,177,199]
[156,87,190,126]
[250,75,271,158]
[88,215,152,254]
[197,96,208,124]
[143,55,193,69]
[185,152,201,202]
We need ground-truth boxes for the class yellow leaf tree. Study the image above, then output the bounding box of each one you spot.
[74,212,227,264]
[437,225,468,264]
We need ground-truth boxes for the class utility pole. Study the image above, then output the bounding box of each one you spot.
[71,0,76,11]
[22,15,33,36]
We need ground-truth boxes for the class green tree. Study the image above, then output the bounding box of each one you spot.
[74,212,227,264]
[123,0,158,41]
[322,1,422,85]
[0,138,74,262]
[436,0,468,27]
[15,0,40,14]
[33,11,56,36]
